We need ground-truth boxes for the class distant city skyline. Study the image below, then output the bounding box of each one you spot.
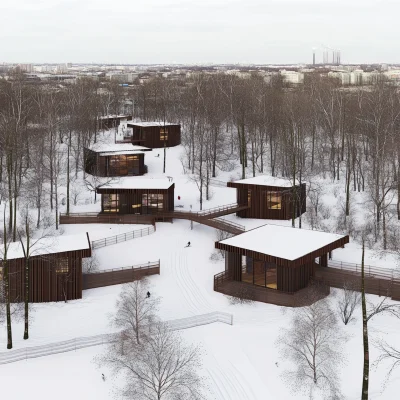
[1,0,399,65]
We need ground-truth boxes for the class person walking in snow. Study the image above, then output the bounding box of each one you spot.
[146,291,151,298]
[102,373,106,381]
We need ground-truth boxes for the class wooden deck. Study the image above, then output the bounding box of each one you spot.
[214,270,330,307]
[214,260,400,307]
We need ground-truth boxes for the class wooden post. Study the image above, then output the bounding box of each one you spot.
[320,254,328,267]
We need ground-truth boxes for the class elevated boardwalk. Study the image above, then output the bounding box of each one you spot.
[315,260,400,301]
[214,260,400,307]
[60,203,248,235]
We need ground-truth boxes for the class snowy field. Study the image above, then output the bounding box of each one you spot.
[1,134,400,399]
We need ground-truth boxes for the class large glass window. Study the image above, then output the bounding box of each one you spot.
[160,127,168,141]
[241,258,277,290]
[142,193,164,213]
[267,191,282,210]
[103,194,119,212]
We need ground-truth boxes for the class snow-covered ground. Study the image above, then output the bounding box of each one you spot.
[1,132,400,399]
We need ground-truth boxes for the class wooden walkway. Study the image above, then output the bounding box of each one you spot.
[60,203,248,235]
[214,260,400,307]
[315,260,400,301]
[82,261,160,290]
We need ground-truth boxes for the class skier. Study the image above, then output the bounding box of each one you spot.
[146,291,151,298]
[185,241,191,248]
[102,373,106,381]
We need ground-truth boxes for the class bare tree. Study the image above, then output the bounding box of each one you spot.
[112,279,160,345]
[82,251,99,274]
[373,339,400,389]
[277,293,345,399]
[336,282,361,325]
[100,322,206,400]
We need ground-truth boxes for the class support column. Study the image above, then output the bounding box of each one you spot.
[320,253,328,267]
[227,252,242,281]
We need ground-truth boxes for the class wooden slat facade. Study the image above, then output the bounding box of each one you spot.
[216,234,349,294]
[97,184,175,216]
[227,181,306,220]
[84,148,147,177]
[127,124,181,148]
[7,246,91,303]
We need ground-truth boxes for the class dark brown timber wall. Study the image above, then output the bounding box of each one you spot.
[8,247,91,303]
[97,185,175,215]
[84,148,146,177]
[128,124,181,148]
[227,182,306,220]
[224,251,316,292]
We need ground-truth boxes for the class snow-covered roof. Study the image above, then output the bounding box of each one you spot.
[127,121,178,127]
[99,115,131,120]
[231,175,294,187]
[218,224,346,261]
[4,233,90,261]
[88,143,150,154]
[99,177,173,190]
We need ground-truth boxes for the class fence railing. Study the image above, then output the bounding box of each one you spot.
[91,225,156,249]
[212,217,246,232]
[0,312,233,365]
[318,259,400,281]
[60,212,155,226]
[82,261,160,289]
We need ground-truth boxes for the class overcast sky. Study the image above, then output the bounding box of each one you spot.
[1,0,399,65]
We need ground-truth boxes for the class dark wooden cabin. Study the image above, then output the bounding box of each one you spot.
[3,233,91,303]
[215,224,349,303]
[126,122,181,148]
[228,176,306,220]
[84,144,151,177]
[97,179,174,217]
[99,115,132,130]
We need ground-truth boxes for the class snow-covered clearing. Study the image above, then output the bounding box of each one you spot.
[1,135,400,399]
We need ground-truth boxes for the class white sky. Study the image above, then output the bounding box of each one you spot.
[1,0,399,64]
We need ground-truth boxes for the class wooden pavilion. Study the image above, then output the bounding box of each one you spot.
[84,143,151,177]
[126,122,181,148]
[215,224,349,305]
[97,178,174,217]
[3,233,91,303]
[227,176,306,220]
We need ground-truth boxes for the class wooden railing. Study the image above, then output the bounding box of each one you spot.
[91,225,156,249]
[82,261,160,289]
[60,212,155,226]
[320,259,400,281]
[214,270,232,291]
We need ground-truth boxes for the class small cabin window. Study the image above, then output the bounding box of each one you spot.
[160,127,168,141]
[247,189,251,205]
[56,258,69,274]
[267,191,282,210]
[103,194,119,212]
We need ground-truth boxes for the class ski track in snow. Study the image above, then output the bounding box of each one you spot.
[207,355,257,400]
[171,252,214,315]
